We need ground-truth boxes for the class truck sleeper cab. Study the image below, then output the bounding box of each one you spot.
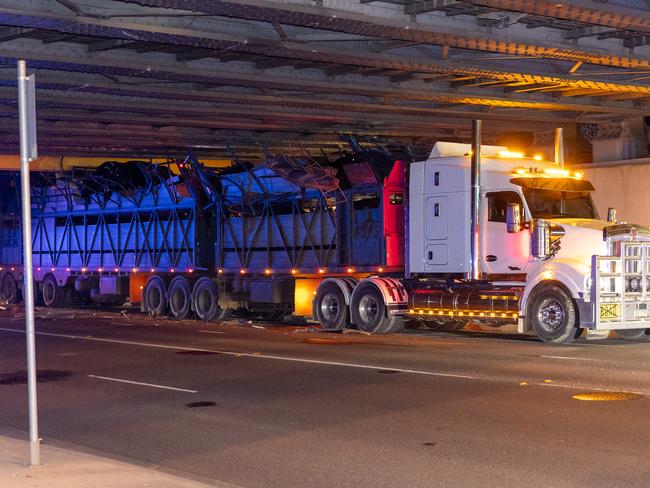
[407,142,650,343]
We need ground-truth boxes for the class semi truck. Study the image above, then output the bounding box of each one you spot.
[1,121,650,343]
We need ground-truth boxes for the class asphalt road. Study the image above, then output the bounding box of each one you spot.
[2,309,650,487]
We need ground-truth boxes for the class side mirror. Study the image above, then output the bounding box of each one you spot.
[506,203,522,233]
[607,207,617,223]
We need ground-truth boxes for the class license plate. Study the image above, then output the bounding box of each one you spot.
[635,308,649,318]
[600,304,619,320]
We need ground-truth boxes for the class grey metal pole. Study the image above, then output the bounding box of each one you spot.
[18,59,40,467]
[469,119,481,282]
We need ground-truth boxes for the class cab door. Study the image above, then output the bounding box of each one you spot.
[482,191,530,276]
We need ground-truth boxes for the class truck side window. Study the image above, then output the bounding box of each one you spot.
[487,191,523,223]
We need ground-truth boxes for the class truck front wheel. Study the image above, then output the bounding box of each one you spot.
[528,284,581,344]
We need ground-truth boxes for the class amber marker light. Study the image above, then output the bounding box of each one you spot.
[81,267,87,272]
[132,267,138,273]
[318,268,325,274]
[264,269,271,275]
[114,268,119,272]
[150,268,155,273]
[499,150,524,158]
[240,269,246,274]
[378,267,384,273]
[347,268,353,273]
[218,269,223,274]
[533,154,543,161]
[188,268,194,273]
[291,269,297,275]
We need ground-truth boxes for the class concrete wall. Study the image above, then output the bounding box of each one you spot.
[576,158,650,226]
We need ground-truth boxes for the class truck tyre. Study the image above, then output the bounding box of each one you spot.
[350,283,392,333]
[314,282,349,331]
[143,275,166,317]
[168,276,192,320]
[192,277,224,321]
[616,329,648,340]
[527,284,580,344]
[1,273,20,304]
[42,274,63,307]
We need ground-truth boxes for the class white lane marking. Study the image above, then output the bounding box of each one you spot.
[0,327,487,381]
[198,330,226,335]
[87,374,197,393]
[0,327,644,394]
[540,355,600,362]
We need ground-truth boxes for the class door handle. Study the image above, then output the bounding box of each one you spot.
[486,255,497,262]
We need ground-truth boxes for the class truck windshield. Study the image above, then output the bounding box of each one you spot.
[523,188,599,219]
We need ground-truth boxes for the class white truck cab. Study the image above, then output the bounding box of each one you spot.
[408,141,650,343]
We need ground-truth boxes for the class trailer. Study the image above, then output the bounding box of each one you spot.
[3,124,650,343]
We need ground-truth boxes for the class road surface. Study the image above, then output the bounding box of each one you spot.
[1,309,650,487]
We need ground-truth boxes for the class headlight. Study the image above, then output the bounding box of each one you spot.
[626,277,641,292]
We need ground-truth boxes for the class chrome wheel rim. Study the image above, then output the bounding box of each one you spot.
[359,294,378,323]
[537,298,565,331]
[320,293,340,322]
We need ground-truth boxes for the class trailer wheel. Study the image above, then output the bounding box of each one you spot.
[1,273,20,304]
[314,282,349,331]
[350,283,393,333]
[192,277,223,321]
[143,275,166,317]
[42,274,63,307]
[616,329,648,340]
[527,284,580,344]
[168,276,192,320]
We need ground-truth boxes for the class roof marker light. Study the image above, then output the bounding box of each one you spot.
[543,167,570,177]
[533,154,543,161]
[499,150,524,158]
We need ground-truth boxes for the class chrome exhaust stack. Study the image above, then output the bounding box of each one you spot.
[470,119,481,281]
